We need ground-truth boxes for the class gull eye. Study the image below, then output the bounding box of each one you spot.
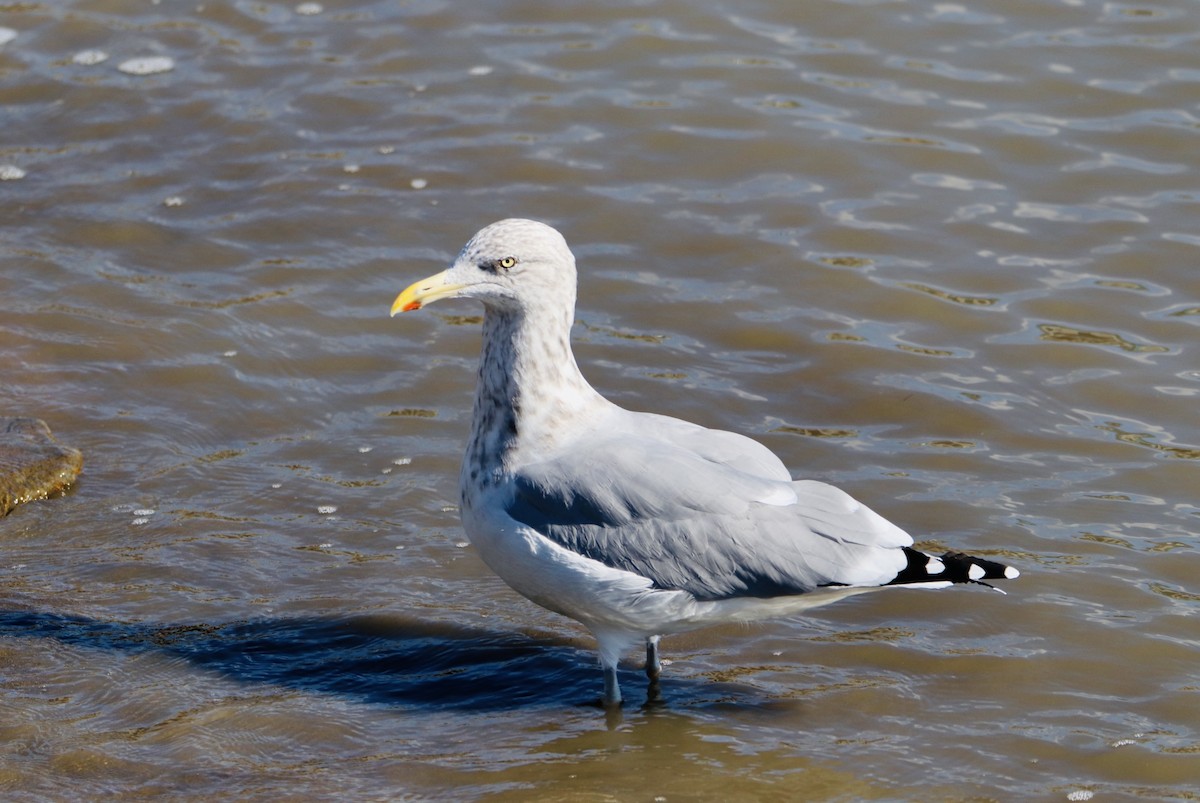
[498,256,517,270]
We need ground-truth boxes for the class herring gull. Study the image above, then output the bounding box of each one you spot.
[390,218,1018,706]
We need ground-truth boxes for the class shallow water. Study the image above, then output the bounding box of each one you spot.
[2,0,1198,799]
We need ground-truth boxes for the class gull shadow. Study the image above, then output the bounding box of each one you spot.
[0,606,619,711]
[0,606,735,712]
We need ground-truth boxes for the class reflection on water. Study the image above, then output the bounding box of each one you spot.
[2,0,1198,799]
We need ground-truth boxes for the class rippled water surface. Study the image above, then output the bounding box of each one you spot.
[3,1,1199,799]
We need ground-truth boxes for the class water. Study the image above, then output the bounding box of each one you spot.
[2,1,1198,799]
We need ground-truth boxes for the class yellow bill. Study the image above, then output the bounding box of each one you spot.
[390,269,467,316]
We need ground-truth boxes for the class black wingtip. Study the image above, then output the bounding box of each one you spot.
[889,547,1020,589]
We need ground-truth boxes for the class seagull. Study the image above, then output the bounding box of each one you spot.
[390,218,1019,707]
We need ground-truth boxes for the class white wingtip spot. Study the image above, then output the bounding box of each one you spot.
[1005,566,1020,579]
[968,563,986,581]
[925,557,945,575]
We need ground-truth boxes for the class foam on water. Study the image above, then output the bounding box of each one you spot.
[72,49,108,65]
[117,56,175,75]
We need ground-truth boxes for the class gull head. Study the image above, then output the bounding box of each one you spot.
[391,219,577,316]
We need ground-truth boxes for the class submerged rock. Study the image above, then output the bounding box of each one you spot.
[0,418,83,516]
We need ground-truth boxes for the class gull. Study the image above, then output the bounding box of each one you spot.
[390,218,1019,707]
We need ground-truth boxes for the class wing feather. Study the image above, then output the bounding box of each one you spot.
[505,425,910,601]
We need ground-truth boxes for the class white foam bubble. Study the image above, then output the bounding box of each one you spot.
[118,56,175,75]
[317,505,337,514]
[0,165,26,181]
[295,2,323,14]
[0,27,16,47]
[73,49,108,65]
[410,178,428,189]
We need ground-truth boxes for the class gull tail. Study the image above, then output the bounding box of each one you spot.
[889,547,1020,594]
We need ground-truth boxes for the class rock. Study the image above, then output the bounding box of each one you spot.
[0,418,84,516]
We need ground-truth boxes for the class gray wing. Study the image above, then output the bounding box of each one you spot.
[615,409,794,483]
[506,425,911,601]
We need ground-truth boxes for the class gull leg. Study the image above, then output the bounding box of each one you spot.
[594,630,633,708]
[645,635,661,681]
[602,662,622,707]
[643,635,665,707]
